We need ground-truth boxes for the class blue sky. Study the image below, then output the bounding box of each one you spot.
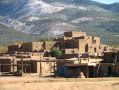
[93,0,119,4]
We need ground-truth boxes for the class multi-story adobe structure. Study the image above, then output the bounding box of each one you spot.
[8,44,22,53]
[3,31,116,77]
[56,31,113,59]
[8,31,113,57]
[8,41,57,53]
[55,31,114,78]
[19,42,43,52]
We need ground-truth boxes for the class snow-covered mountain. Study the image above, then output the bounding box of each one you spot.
[0,0,90,18]
[0,0,62,18]
[0,0,89,35]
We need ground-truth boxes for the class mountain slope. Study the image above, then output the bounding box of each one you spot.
[0,22,38,45]
[0,0,65,18]
[0,0,119,18]
[0,0,119,45]
[44,0,119,12]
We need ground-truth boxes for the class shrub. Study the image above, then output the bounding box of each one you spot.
[50,48,62,58]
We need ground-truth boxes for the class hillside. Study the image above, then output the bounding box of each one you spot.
[0,23,38,45]
[0,0,119,45]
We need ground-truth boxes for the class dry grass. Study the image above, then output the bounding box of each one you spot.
[0,76,119,90]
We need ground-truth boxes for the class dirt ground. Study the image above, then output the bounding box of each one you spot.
[0,75,119,90]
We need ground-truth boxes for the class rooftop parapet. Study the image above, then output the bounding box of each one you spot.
[64,31,86,40]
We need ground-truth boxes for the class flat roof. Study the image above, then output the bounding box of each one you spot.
[0,57,13,60]
[99,63,114,66]
[65,63,97,67]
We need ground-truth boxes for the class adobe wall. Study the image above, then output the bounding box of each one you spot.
[21,42,43,52]
[36,61,56,76]
[8,45,21,53]
[113,63,119,76]
[32,42,43,52]
[43,41,56,51]
[64,31,86,40]
[78,39,86,53]
[20,43,32,52]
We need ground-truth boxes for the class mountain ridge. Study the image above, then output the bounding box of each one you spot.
[0,0,119,45]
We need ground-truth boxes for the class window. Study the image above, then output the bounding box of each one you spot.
[85,44,88,52]
[104,47,107,51]
[94,48,97,53]
[93,40,96,44]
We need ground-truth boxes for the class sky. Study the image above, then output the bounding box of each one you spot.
[93,0,119,4]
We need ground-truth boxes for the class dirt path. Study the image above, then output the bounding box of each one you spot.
[0,76,119,90]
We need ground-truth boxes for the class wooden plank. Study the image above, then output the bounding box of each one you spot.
[65,63,88,67]
[99,63,114,66]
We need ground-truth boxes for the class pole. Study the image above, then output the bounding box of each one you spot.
[0,63,2,72]
[39,52,42,76]
[21,55,23,74]
[13,58,15,73]
[87,66,89,78]
[54,60,56,77]
[93,66,95,77]
[30,61,31,74]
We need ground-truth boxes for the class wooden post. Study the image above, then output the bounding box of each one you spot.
[13,59,14,73]
[54,61,56,76]
[39,52,42,76]
[40,61,42,76]
[29,61,31,74]
[21,57,23,73]
[86,66,89,78]
[93,66,95,77]
[0,63,1,72]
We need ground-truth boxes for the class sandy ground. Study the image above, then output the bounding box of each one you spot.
[0,76,119,90]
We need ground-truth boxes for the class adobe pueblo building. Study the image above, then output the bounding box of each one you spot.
[57,31,113,59]
[0,31,119,78]
[55,31,115,77]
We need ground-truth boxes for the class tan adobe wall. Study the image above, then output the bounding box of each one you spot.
[87,36,101,49]
[76,36,101,54]
[85,36,93,44]
[100,45,113,52]
[20,42,43,52]
[114,48,119,52]
[90,44,101,53]
[78,39,86,53]
[63,31,112,57]
[72,31,86,37]
[20,42,32,52]
[64,48,79,55]
[43,41,56,51]
[88,44,95,53]
[32,42,43,51]
[93,37,101,45]
[105,46,114,52]
[8,45,21,52]
[64,31,86,40]
[17,60,55,76]
[40,61,55,76]
[85,36,101,53]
